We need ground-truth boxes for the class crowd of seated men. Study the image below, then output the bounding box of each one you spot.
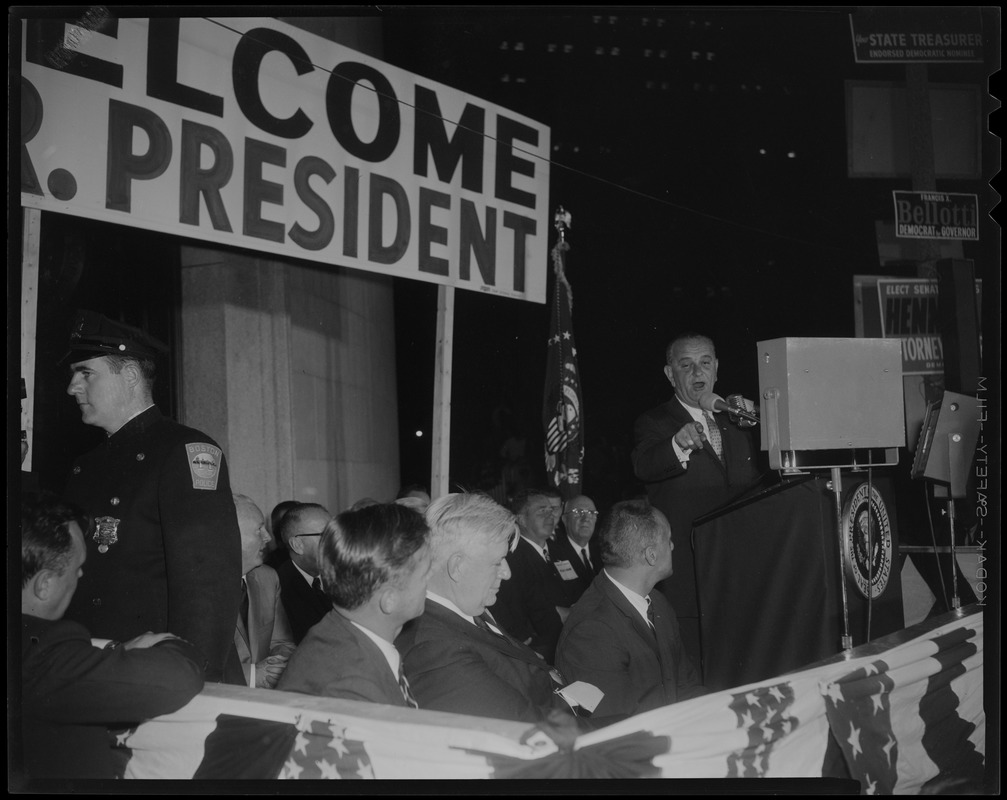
[18,483,703,780]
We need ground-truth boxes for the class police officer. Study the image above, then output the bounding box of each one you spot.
[62,310,241,682]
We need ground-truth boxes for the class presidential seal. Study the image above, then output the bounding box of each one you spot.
[841,482,893,600]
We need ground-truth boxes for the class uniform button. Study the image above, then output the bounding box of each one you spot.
[73,466,81,474]
[92,598,102,607]
[136,452,145,461]
[111,497,120,506]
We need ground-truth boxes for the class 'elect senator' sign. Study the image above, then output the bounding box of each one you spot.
[20,16,551,302]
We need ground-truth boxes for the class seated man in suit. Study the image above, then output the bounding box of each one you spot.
[224,494,296,688]
[488,488,566,662]
[548,494,601,607]
[556,499,704,722]
[19,493,204,781]
[278,503,431,706]
[275,502,334,643]
[397,493,580,724]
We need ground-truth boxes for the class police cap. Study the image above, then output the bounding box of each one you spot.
[64,309,168,364]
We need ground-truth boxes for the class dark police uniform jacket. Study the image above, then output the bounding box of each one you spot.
[63,406,241,682]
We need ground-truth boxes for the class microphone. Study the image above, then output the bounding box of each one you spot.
[700,393,759,424]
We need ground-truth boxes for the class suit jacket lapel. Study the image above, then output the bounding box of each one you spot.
[597,574,658,654]
[427,600,545,669]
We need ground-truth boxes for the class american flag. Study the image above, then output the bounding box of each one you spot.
[542,215,584,499]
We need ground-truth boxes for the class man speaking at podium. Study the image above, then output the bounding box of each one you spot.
[631,333,762,668]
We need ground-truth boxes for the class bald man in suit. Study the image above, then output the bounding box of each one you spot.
[557,499,704,722]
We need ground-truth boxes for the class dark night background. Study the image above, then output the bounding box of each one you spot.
[11,7,999,513]
[379,7,1001,511]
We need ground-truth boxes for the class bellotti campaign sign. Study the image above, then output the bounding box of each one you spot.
[892,191,980,241]
[19,16,551,303]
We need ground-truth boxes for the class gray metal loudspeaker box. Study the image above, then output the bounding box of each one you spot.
[757,338,906,471]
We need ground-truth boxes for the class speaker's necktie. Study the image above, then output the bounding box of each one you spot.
[581,547,593,571]
[311,575,323,595]
[398,665,419,708]
[704,411,723,459]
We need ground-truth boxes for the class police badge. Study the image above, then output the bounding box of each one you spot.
[93,515,120,553]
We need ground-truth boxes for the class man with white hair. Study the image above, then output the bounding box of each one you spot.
[396,493,576,724]
[223,494,295,688]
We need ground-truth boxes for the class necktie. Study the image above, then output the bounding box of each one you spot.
[542,547,552,564]
[476,611,518,646]
[398,665,419,708]
[239,578,250,645]
[645,598,658,638]
[311,575,323,595]
[704,411,723,459]
[581,547,593,571]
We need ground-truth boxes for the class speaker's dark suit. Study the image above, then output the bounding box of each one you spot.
[632,398,761,664]
[547,529,600,607]
[488,537,564,663]
[277,610,408,706]
[556,572,704,722]
[396,599,567,723]
[276,559,332,644]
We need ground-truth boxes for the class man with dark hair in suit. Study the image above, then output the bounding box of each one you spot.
[548,494,601,607]
[19,494,204,781]
[224,495,296,688]
[556,499,704,723]
[397,493,580,724]
[275,503,334,643]
[632,333,761,667]
[488,488,566,662]
[278,503,431,707]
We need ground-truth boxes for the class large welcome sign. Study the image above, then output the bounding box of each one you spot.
[20,16,550,302]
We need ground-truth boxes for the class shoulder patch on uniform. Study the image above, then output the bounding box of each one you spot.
[185,442,223,490]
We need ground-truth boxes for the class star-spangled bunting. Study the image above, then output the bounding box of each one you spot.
[543,209,584,499]
[278,717,375,779]
[724,681,799,778]
[821,622,985,794]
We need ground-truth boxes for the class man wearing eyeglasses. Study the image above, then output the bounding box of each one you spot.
[548,495,601,607]
[275,503,334,644]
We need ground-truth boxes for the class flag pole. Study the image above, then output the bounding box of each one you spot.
[543,206,585,501]
[430,284,455,500]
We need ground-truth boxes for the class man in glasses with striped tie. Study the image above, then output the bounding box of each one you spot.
[277,503,431,708]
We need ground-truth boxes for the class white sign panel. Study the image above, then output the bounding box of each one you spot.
[20,16,551,302]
